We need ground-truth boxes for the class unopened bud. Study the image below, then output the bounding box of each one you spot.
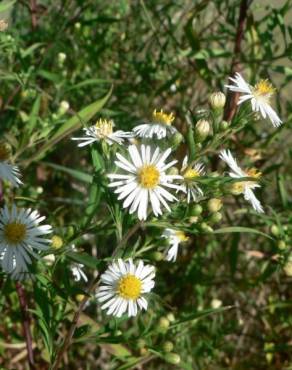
[189,204,203,216]
[158,317,170,332]
[200,222,213,233]
[283,261,292,277]
[270,224,280,237]
[76,294,85,302]
[208,92,226,110]
[195,119,210,140]
[211,298,222,309]
[278,240,286,250]
[136,339,146,349]
[74,22,81,30]
[166,313,175,322]
[210,212,222,223]
[220,120,229,131]
[58,100,70,115]
[149,251,163,261]
[164,353,181,365]
[58,52,67,64]
[169,132,183,148]
[163,341,174,352]
[168,166,179,176]
[207,198,222,213]
[44,254,55,265]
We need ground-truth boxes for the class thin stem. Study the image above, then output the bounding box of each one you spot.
[224,0,252,122]
[15,282,35,369]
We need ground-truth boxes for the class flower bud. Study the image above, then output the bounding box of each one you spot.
[188,204,203,216]
[158,317,170,332]
[210,212,222,223]
[211,298,222,309]
[167,166,179,176]
[220,120,229,131]
[149,251,163,261]
[169,132,183,148]
[136,339,146,349]
[74,22,81,30]
[58,100,70,115]
[164,353,181,365]
[277,240,286,250]
[207,198,222,213]
[76,294,85,302]
[283,261,292,276]
[208,92,226,110]
[58,52,67,64]
[163,341,174,352]
[200,222,213,233]
[189,216,199,224]
[195,119,210,140]
[270,224,280,237]
[51,235,63,249]
[166,313,175,322]
[44,253,55,265]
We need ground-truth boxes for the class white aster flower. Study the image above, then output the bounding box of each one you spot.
[225,72,282,127]
[71,263,88,282]
[0,143,22,187]
[162,228,189,262]
[180,155,205,203]
[108,145,182,220]
[219,149,264,213]
[96,258,155,317]
[72,118,133,147]
[0,205,52,274]
[133,109,178,139]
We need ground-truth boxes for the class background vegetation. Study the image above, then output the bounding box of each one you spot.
[0,0,292,369]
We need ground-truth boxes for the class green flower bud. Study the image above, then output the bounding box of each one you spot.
[149,251,163,261]
[166,313,175,322]
[51,235,63,249]
[58,52,67,64]
[169,132,183,148]
[188,204,203,216]
[163,341,174,352]
[200,222,213,233]
[74,22,81,30]
[277,240,286,250]
[58,100,70,115]
[164,353,181,365]
[220,120,229,131]
[210,212,222,223]
[158,317,170,331]
[283,261,292,276]
[207,198,222,213]
[270,224,280,237]
[136,339,146,349]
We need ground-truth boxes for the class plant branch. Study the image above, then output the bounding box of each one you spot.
[15,282,35,369]
[224,0,252,122]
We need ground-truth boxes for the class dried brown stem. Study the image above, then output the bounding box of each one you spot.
[224,0,252,122]
[15,282,35,369]
[30,0,37,29]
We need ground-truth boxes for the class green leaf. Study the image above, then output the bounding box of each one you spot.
[42,162,93,183]
[0,0,16,13]
[27,95,41,133]
[214,226,274,240]
[20,43,45,58]
[66,251,101,269]
[24,86,112,165]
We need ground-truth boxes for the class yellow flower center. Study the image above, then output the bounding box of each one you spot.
[175,231,189,242]
[230,182,245,195]
[253,80,275,100]
[0,143,10,161]
[4,222,27,244]
[152,109,175,125]
[95,119,113,137]
[138,164,160,189]
[246,168,262,179]
[117,274,142,300]
[183,168,200,180]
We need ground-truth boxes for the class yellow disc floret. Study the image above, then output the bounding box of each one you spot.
[152,109,175,125]
[117,274,142,300]
[95,119,114,138]
[183,168,200,180]
[253,80,275,99]
[138,164,160,189]
[0,143,10,161]
[175,231,189,242]
[246,168,262,179]
[4,222,27,244]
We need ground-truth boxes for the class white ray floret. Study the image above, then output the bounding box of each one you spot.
[96,259,155,317]
[162,228,189,262]
[180,155,205,203]
[0,204,52,274]
[0,143,22,187]
[133,109,178,139]
[72,118,133,147]
[108,144,183,220]
[219,149,264,213]
[225,72,282,127]
[71,263,88,282]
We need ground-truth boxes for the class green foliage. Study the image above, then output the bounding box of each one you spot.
[0,1,292,370]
